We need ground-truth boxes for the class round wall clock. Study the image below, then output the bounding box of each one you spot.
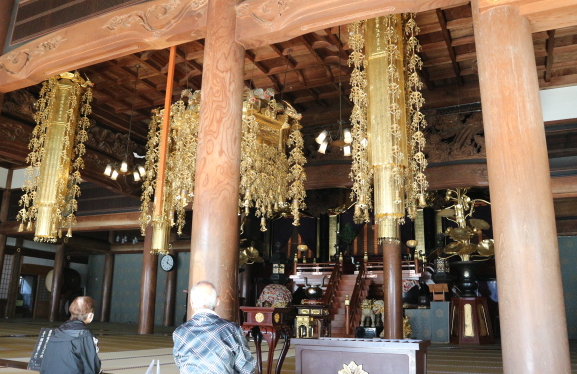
[160,254,176,272]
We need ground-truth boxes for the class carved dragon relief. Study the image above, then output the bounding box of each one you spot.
[237,0,291,31]
[424,111,486,163]
[103,0,206,38]
[0,36,66,75]
[86,125,146,162]
[2,88,37,123]
[0,121,30,142]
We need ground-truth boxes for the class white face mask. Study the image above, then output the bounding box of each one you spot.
[85,312,94,324]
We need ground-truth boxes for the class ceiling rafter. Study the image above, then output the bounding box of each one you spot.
[545,30,556,82]
[436,8,464,86]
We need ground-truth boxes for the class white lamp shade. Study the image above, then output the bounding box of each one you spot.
[120,160,128,173]
[318,139,329,154]
[137,164,146,177]
[103,164,112,176]
[133,170,141,181]
[343,128,352,144]
[111,170,119,180]
[343,145,351,156]
[315,130,328,144]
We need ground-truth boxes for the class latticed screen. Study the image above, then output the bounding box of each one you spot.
[0,254,13,299]
[9,0,146,46]
[36,276,51,302]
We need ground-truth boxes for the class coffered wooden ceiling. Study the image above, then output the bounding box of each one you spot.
[73,3,577,145]
[2,2,577,177]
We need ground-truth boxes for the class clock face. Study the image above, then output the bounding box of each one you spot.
[160,255,175,271]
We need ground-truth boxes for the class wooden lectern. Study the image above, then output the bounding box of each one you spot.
[240,307,292,374]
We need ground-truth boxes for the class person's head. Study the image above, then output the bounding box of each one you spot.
[189,281,219,312]
[69,296,95,324]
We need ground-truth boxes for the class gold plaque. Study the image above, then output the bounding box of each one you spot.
[301,309,310,315]
[274,313,280,323]
[311,309,321,315]
[255,312,265,323]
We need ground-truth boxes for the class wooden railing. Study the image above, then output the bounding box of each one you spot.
[321,263,342,306]
[292,261,339,276]
[345,262,366,335]
[364,259,421,280]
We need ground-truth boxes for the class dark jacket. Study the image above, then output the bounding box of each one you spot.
[39,320,101,374]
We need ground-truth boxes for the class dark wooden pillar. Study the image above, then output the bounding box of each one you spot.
[138,223,158,334]
[0,169,13,283]
[188,0,245,321]
[163,252,177,326]
[382,241,402,339]
[473,2,571,373]
[100,252,114,322]
[5,248,22,318]
[49,244,65,322]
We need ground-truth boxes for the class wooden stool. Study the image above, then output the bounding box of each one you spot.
[450,297,494,344]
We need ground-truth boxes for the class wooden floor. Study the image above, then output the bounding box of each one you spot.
[1,319,577,373]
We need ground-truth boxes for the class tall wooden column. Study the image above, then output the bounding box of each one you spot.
[138,223,158,334]
[0,169,13,282]
[49,244,65,321]
[382,241,402,338]
[188,0,245,321]
[100,251,114,322]
[473,3,571,373]
[163,250,177,326]
[5,248,22,318]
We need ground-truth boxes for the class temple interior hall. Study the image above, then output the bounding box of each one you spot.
[1,1,577,374]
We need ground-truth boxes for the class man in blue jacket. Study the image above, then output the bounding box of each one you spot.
[40,296,101,374]
[173,281,255,374]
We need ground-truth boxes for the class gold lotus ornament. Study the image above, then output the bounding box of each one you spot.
[477,239,495,256]
[449,227,473,241]
[338,361,368,374]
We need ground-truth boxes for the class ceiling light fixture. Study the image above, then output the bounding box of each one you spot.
[103,65,145,181]
[316,26,352,156]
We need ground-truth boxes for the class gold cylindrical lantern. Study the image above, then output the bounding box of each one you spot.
[18,72,92,242]
[366,16,408,241]
[35,77,81,239]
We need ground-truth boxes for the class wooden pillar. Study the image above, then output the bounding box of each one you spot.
[138,223,158,334]
[49,244,65,322]
[188,0,245,321]
[5,248,22,318]
[0,169,13,282]
[100,252,114,322]
[163,252,177,326]
[472,3,571,373]
[382,241,402,339]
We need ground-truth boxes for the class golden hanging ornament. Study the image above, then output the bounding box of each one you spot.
[140,90,200,254]
[240,88,307,231]
[140,87,307,253]
[348,14,429,242]
[17,72,93,243]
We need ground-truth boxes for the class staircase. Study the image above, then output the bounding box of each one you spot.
[330,274,371,337]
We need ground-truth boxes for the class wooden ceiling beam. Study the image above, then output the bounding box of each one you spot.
[436,8,464,86]
[544,30,556,83]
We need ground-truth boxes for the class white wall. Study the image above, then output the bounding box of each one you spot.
[541,86,577,122]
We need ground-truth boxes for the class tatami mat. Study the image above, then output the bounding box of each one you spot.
[2,319,577,374]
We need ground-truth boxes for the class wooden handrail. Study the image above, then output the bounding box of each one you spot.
[346,262,366,335]
[321,262,341,306]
